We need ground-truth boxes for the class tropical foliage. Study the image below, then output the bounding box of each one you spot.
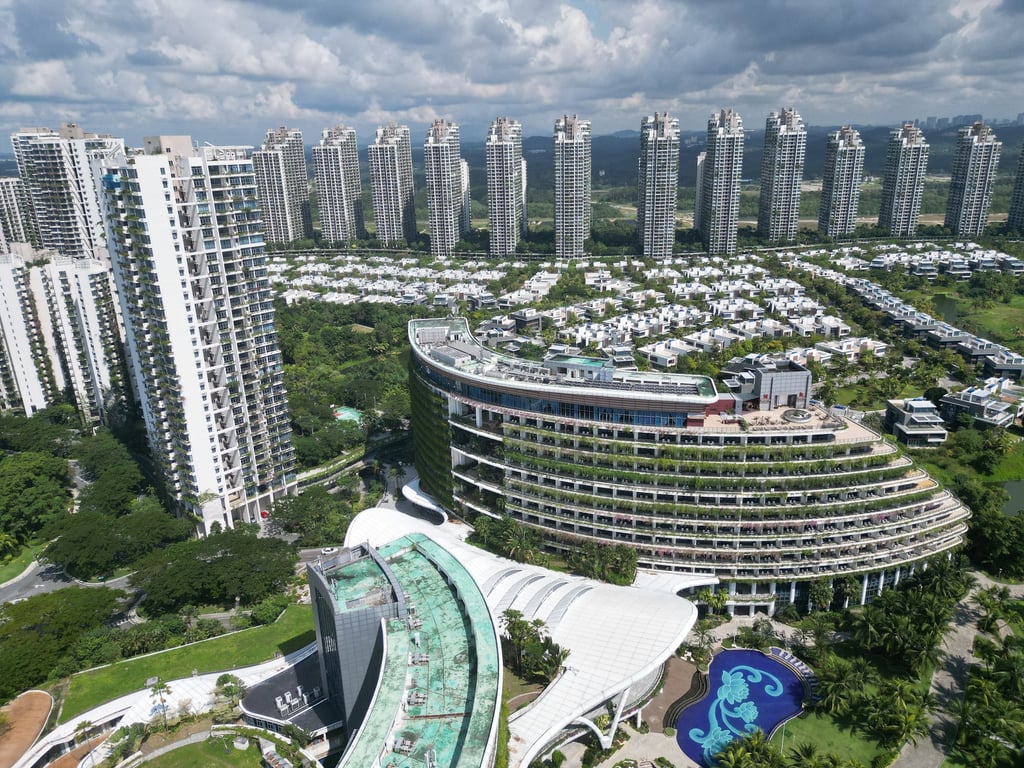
[500,610,569,684]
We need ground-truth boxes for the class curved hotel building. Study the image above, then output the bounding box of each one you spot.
[409,317,970,614]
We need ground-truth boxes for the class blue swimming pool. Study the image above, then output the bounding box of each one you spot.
[675,648,805,766]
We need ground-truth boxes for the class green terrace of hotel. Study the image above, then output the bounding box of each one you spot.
[408,316,971,615]
[239,533,502,767]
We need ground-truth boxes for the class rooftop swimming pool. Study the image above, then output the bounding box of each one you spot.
[675,648,806,766]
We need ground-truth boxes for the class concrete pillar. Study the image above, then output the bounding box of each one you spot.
[476,406,483,428]
[860,574,869,605]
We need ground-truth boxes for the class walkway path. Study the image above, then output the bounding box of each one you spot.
[890,573,1024,768]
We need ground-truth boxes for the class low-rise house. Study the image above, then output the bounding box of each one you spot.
[885,398,948,448]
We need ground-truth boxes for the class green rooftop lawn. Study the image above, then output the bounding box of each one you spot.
[60,605,314,723]
[144,736,265,768]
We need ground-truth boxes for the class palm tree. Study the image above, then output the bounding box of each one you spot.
[150,680,171,732]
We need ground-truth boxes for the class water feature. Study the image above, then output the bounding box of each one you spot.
[932,294,959,324]
[1002,480,1024,516]
[675,648,805,766]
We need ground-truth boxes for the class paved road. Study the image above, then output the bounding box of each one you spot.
[0,561,136,604]
[889,573,1024,768]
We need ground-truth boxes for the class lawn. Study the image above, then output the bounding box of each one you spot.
[60,605,315,722]
[0,543,44,584]
[144,737,264,768]
[771,710,882,766]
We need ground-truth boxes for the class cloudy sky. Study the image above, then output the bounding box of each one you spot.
[1,0,1022,148]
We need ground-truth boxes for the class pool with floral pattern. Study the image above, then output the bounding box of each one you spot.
[675,648,805,765]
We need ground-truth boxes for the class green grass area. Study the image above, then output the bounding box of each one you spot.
[0,542,44,584]
[833,382,923,411]
[772,710,882,766]
[144,737,264,768]
[60,605,315,722]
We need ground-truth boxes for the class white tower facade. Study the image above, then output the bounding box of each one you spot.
[0,252,52,415]
[0,177,38,246]
[11,124,124,260]
[368,123,416,245]
[253,127,311,245]
[101,141,296,533]
[945,122,1002,237]
[818,127,865,238]
[698,109,744,255]
[313,126,364,245]
[757,107,806,242]
[637,113,680,259]
[1009,144,1024,232]
[424,120,465,258]
[486,117,526,257]
[553,114,592,258]
[878,124,930,237]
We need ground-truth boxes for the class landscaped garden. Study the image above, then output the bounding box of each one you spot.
[60,605,314,722]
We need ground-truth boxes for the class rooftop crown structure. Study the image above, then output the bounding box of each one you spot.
[408,317,970,615]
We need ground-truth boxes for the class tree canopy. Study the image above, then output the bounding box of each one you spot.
[130,527,298,615]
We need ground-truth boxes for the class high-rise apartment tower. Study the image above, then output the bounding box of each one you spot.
[757,108,806,242]
[313,126,364,245]
[486,117,526,257]
[697,109,744,255]
[553,115,591,258]
[11,124,124,260]
[945,122,1002,237]
[423,120,466,258]
[878,124,930,237]
[253,127,311,244]
[101,139,296,533]
[1009,143,1024,232]
[818,127,865,238]
[637,113,680,258]
[0,177,38,247]
[368,123,416,246]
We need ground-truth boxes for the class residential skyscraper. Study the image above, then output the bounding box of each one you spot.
[945,122,1002,237]
[757,107,806,242]
[0,246,123,425]
[0,251,52,415]
[0,177,38,247]
[697,109,744,255]
[368,123,416,246]
[11,124,124,260]
[878,124,930,237]
[313,125,364,245]
[1009,143,1024,232]
[423,119,466,258]
[101,139,296,533]
[693,152,706,232]
[637,113,680,258]
[486,117,526,257]
[253,126,311,244]
[553,114,591,258]
[818,126,865,238]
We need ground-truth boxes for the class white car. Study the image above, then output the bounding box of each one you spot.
[320,547,338,556]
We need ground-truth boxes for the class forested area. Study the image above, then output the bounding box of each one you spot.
[275,300,431,468]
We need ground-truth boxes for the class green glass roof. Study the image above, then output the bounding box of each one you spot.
[339,534,500,768]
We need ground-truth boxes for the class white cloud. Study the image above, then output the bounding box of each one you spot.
[0,0,1019,146]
